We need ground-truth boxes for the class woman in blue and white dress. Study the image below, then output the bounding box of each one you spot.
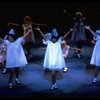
[7,16,47,60]
[35,27,73,90]
[0,28,31,89]
[63,10,86,58]
[85,25,100,84]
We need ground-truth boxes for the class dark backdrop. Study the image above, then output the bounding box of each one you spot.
[0,1,100,40]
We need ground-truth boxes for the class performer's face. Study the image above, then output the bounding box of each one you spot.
[8,35,14,42]
[75,15,82,20]
[24,19,31,25]
[51,38,57,43]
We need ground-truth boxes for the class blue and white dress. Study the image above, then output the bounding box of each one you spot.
[43,38,66,71]
[90,30,100,66]
[4,37,28,68]
[71,19,86,41]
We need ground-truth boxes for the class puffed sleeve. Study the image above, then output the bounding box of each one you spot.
[94,30,100,40]
[42,39,50,44]
[16,37,24,43]
[57,37,62,44]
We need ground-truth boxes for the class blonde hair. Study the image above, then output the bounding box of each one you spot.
[61,40,66,45]
[75,12,83,17]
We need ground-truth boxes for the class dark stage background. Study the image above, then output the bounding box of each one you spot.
[0,1,100,40]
